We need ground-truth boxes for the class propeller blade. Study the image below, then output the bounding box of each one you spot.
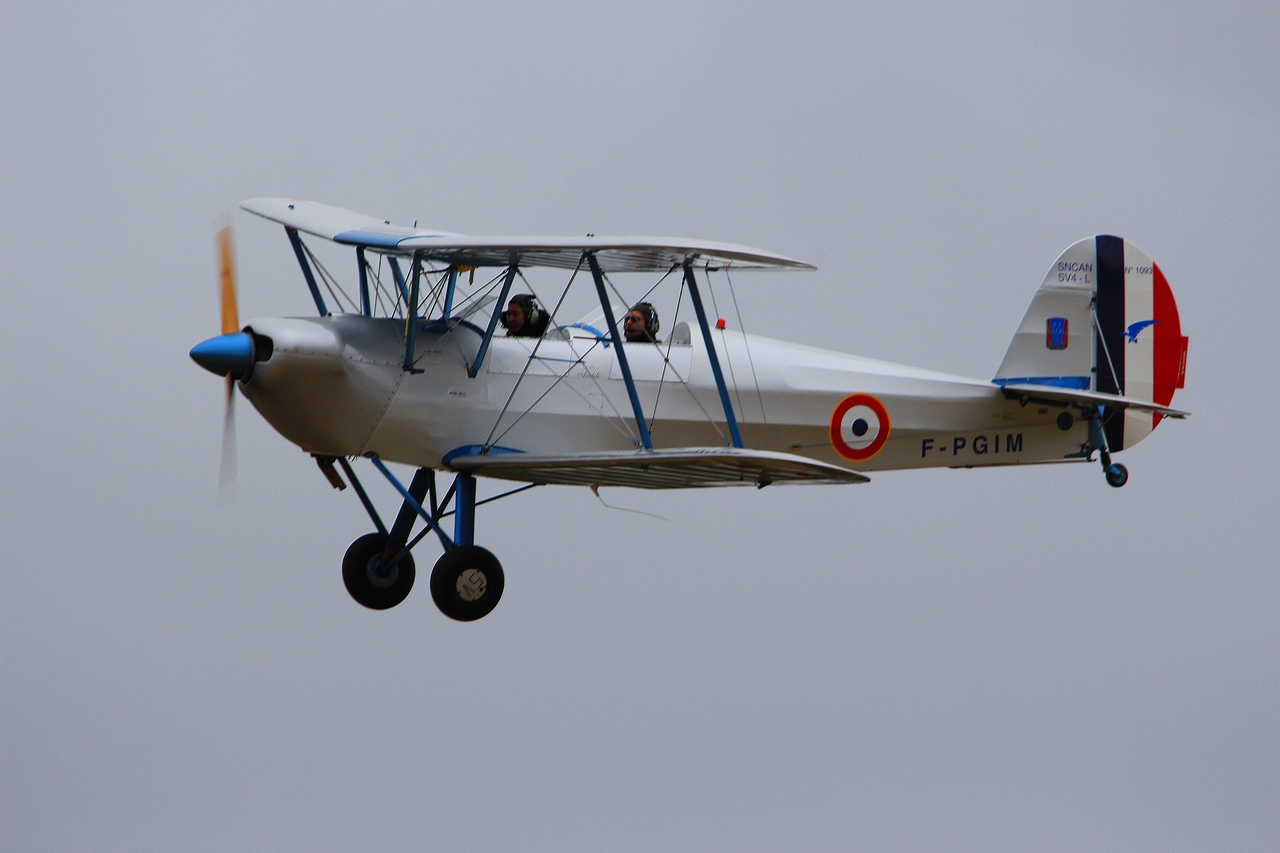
[218,222,239,335]
[219,374,237,488]
[216,215,239,488]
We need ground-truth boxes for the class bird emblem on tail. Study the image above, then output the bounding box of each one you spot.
[1126,319,1157,343]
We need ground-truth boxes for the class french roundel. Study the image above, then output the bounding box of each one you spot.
[829,394,891,461]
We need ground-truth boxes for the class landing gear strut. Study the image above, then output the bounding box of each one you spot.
[1087,410,1129,489]
[330,458,511,619]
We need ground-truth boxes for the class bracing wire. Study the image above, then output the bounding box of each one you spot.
[649,275,686,429]
[371,256,396,317]
[602,265,677,330]
[301,241,358,313]
[725,267,767,423]
[603,266,727,445]
[484,258,597,449]
[705,267,746,420]
[377,255,405,318]
[452,268,510,321]
[1092,305,1124,396]
[420,269,451,319]
[489,338,627,447]
[435,268,513,368]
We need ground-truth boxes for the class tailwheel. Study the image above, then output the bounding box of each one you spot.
[1105,463,1129,488]
[343,532,416,610]
[431,545,504,621]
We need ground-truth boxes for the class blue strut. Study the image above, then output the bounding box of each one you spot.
[357,247,371,316]
[286,227,329,317]
[454,473,476,546]
[403,251,423,373]
[683,260,743,448]
[469,252,519,378]
[588,252,652,449]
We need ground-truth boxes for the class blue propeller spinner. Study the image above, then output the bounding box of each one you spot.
[190,331,255,379]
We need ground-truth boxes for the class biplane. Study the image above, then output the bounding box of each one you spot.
[191,199,1189,621]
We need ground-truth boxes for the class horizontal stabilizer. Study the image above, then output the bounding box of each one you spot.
[447,447,870,489]
[240,197,813,272]
[996,383,1190,418]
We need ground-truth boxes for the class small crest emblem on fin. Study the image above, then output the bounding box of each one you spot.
[1046,317,1068,350]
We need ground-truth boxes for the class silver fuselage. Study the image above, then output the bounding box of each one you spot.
[240,315,1089,473]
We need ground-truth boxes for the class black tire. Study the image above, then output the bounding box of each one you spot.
[342,532,415,610]
[1105,463,1129,488]
[430,545,504,622]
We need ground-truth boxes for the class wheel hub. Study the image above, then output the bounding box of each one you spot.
[456,569,488,601]
[366,556,400,589]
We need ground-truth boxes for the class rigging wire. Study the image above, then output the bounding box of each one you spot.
[602,267,727,445]
[649,275,687,429]
[484,258,602,449]
[371,255,395,317]
[488,338,625,447]
[1092,305,1124,396]
[420,269,451,319]
[724,267,767,423]
[451,268,510,321]
[434,268,513,369]
[705,267,746,422]
[301,241,358,313]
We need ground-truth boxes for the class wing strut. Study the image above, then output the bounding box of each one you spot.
[443,266,459,318]
[387,256,410,305]
[683,259,743,448]
[403,251,423,372]
[589,252,653,449]
[468,252,519,378]
[285,226,329,316]
[356,247,371,316]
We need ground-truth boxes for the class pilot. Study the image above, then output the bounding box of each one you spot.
[624,302,660,343]
[500,294,549,338]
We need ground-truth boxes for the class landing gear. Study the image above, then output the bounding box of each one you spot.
[343,532,416,610]
[331,459,520,620]
[430,545,505,621]
[1104,462,1129,488]
[1087,409,1130,489]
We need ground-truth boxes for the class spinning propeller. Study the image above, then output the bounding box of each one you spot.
[190,220,256,486]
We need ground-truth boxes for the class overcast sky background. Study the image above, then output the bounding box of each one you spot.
[3,3,1278,851]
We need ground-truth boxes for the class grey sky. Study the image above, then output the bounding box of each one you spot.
[2,3,1277,851]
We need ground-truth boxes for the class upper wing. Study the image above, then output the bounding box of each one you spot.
[239,197,814,272]
[240,197,463,244]
[446,447,869,488]
[389,235,814,273]
[997,383,1190,418]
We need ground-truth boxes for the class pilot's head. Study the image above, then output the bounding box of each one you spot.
[501,294,544,337]
[624,302,659,342]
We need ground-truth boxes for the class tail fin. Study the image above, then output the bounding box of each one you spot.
[994,236,1188,450]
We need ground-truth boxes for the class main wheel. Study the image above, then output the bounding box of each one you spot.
[1105,463,1129,488]
[343,532,416,610]
[430,545,504,622]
